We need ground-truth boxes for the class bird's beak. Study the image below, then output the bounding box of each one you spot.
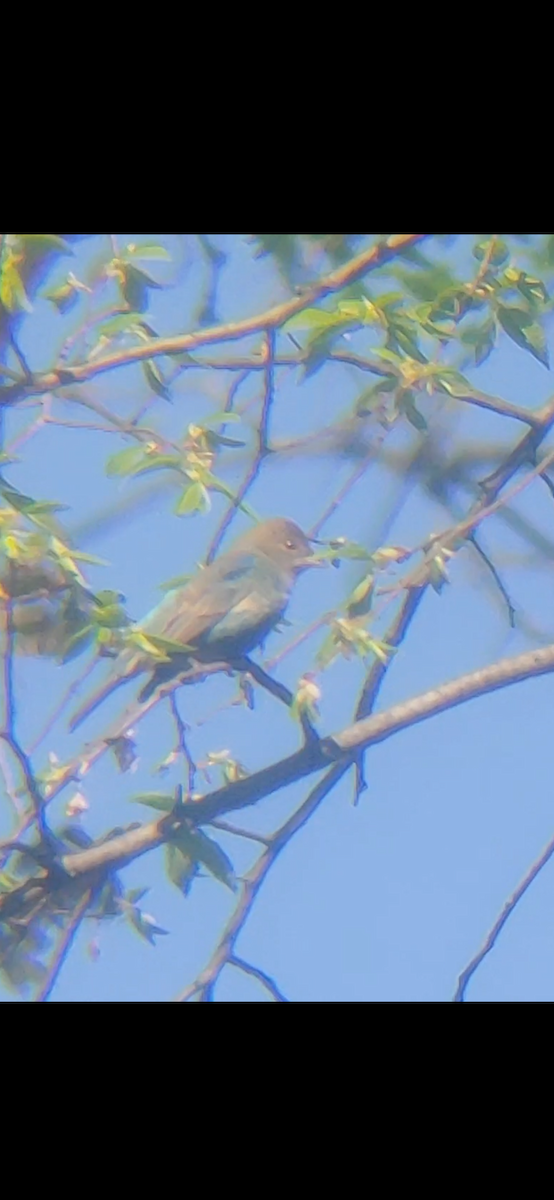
[300,553,329,569]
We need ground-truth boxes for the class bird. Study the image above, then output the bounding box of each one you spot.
[68,517,323,731]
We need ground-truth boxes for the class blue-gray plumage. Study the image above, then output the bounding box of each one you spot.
[68,518,322,731]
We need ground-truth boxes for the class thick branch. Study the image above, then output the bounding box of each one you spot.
[57,643,554,880]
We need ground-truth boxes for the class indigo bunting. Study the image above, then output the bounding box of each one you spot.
[68,517,322,731]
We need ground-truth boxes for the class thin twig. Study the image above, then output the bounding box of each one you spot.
[229,954,288,1001]
[175,761,347,1001]
[207,819,271,845]
[27,656,99,755]
[168,693,196,795]
[468,533,516,628]
[206,328,276,562]
[35,888,93,1002]
[453,830,554,1002]
[310,461,374,539]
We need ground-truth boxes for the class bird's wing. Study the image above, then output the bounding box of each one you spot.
[141,552,287,648]
[68,553,289,731]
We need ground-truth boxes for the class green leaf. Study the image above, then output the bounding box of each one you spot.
[106,447,181,479]
[460,319,496,366]
[336,299,372,322]
[356,377,397,415]
[400,390,427,431]
[300,330,343,378]
[519,323,550,368]
[325,539,372,561]
[171,826,236,891]
[126,887,150,904]
[142,633,194,655]
[142,360,171,400]
[106,447,147,477]
[516,272,549,307]
[28,500,69,515]
[128,454,182,478]
[19,234,71,255]
[473,238,509,266]
[346,575,374,618]
[127,907,169,945]
[175,481,211,516]
[97,312,149,337]
[200,411,241,426]
[60,624,95,663]
[394,265,458,302]
[165,843,197,896]
[91,595,129,629]
[121,263,161,311]
[427,288,473,323]
[0,254,32,313]
[63,548,109,565]
[315,630,341,669]
[386,321,427,363]
[283,307,351,334]
[435,370,475,398]
[128,630,171,660]
[192,829,237,889]
[371,346,404,368]
[123,243,171,262]
[497,305,549,367]
[131,792,176,812]
[94,589,125,606]
[44,281,79,314]
[204,431,246,449]
[0,481,58,522]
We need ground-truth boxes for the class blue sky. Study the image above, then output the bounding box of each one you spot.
[2,233,554,1001]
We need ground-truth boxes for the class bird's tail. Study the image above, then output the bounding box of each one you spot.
[68,669,138,732]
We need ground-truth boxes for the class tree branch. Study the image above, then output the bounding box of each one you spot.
[22,236,428,395]
[453,829,554,1001]
[48,643,554,884]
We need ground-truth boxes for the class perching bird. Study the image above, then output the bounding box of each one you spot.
[68,517,322,731]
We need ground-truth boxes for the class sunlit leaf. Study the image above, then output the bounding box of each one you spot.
[123,243,171,262]
[131,792,176,812]
[97,312,149,337]
[175,481,211,516]
[283,307,350,334]
[346,575,374,618]
[106,447,147,477]
[0,251,32,313]
[497,305,549,367]
[473,238,509,266]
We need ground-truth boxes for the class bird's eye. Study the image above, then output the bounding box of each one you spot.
[285,539,296,549]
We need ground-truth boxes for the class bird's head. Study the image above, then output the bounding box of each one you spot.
[238,518,326,573]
